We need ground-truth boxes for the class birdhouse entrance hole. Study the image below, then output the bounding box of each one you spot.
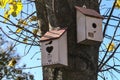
[45,41,53,54]
[46,46,53,53]
[45,41,54,63]
[92,23,97,28]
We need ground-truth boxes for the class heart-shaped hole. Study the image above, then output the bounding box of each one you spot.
[46,46,53,53]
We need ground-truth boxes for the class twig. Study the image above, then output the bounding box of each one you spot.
[17,65,42,70]
[0,27,39,46]
[99,20,120,69]
[103,0,117,36]
[99,42,120,71]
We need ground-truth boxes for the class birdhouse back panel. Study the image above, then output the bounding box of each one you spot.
[86,16,103,42]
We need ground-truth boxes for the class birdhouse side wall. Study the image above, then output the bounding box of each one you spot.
[59,32,68,66]
[76,10,86,43]
[86,16,103,42]
[41,40,59,66]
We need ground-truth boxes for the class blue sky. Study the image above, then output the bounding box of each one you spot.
[0,0,43,80]
[98,0,120,80]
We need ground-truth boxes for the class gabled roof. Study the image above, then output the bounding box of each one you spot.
[75,6,104,19]
[40,28,67,42]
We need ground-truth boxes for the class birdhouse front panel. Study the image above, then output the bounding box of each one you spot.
[86,16,103,42]
[40,28,68,67]
[41,40,59,66]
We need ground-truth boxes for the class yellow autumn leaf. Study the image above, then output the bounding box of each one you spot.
[23,37,28,43]
[107,43,115,52]
[18,19,28,26]
[16,28,23,33]
[0,0,9,8]
[8,0,14,4]
[115,0,120,8]
[3,11,10,22]
[3,0,23,22]
[8,58,17,67]
[10,1,23,17]
[18,19,24,24]
[32,29,38,35]
[22,21,28,26]
[29,16,37,22]
[3,10,12,22]
[15,1,23,14]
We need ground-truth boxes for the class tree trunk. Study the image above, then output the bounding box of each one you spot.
[35,0,100,80]
[35,0,49,35]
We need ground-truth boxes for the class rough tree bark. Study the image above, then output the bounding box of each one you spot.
[35,0,49,35]
[35,0,100,80]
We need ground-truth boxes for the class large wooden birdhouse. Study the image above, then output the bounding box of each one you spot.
[40,28,68,67]
[75,6,103,44]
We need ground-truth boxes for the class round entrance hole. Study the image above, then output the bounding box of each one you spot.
[92,23,97,28]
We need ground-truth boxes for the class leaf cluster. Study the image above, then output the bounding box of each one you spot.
[0,34,34,80]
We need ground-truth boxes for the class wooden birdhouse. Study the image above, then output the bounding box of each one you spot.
[75,6,103,44]
[40,28,68,67]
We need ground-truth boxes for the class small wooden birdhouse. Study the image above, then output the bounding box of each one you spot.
[75,6,103,44]
[40,28,68,67]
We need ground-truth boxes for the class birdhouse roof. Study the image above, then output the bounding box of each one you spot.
[40,28,67,42]
[75,6,104,19]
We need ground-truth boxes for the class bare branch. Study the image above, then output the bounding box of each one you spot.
[99,20,120,69]
[103,0,117,36]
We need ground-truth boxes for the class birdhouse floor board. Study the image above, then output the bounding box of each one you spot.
[42,63,68,68]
